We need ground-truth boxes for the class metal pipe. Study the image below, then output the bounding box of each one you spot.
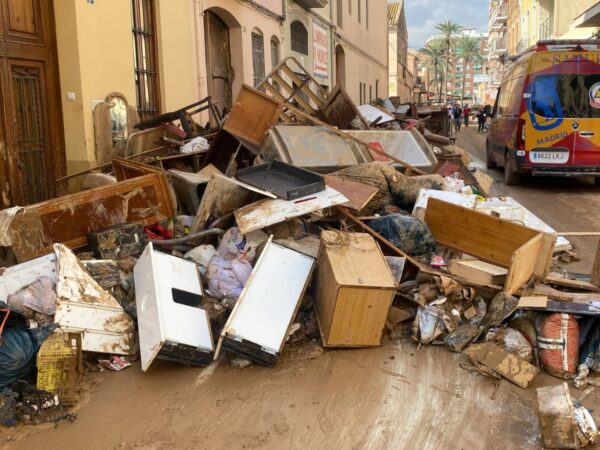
[150,228,224,246]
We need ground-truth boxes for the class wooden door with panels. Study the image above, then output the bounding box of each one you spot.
[0,0,65,207]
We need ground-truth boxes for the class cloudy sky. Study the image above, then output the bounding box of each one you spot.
[404,0,489,49]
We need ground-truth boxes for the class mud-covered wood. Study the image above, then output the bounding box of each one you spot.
[10,173,174,262]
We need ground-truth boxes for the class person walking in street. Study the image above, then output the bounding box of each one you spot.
[476,107,486,133]
[452,104,462,133]
[463,104,471,127]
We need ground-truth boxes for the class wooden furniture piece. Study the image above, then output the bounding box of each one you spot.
[424,198,546,295]
[314,231,397,347]
[93,92,139,165]
[223,85,281,146]
[9,173,175,262]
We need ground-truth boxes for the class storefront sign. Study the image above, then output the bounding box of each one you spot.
[313,20,328,78]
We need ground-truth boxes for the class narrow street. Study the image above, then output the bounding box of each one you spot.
[3,125,600,450]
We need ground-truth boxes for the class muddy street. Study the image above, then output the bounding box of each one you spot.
[0,124,598,450]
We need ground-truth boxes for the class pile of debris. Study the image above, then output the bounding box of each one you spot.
[0,58,598,447]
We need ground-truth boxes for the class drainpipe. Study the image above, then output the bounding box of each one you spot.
[194,0,209,123]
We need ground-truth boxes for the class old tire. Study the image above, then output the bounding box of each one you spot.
[485,141,497,169]
[504,152,521,186]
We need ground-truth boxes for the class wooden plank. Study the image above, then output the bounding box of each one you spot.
[10,173,174,262]
[270,73,317,114]
[324,175,378,212]
[537,383,578,449]
[592,239,600,287]
[464,342,539,388]
[518,296,548,308]
[424,198,540,267]
[234,187,348,234]
[223,85,281,146]
[447,259,508,286]
[533,232,555,280]
[545,273,600,292]
[112,156,164,181]
[313,251,338,345]
[279,63,324,108]
[505,233,542,295]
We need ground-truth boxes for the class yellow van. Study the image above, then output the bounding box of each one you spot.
[486,40,600,185]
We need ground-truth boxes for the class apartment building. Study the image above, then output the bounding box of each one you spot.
[388,0,412,102]
[333,0,389,104]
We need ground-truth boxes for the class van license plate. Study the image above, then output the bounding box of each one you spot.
[530,151,569,164]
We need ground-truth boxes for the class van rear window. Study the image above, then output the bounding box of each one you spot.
[531,74,600,119]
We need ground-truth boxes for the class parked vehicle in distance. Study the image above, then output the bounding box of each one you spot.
[486,40,600,185]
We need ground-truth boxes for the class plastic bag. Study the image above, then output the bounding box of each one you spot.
[180,136,210,154]
[7,277,56,317]
[184,244,217,275]
[368,214,436,258]
[0,325,54,389]
[207,228,253,301]
[485,327,533,362]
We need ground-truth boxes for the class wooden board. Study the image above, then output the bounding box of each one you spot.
[234,187,348,234]
[447,259,507,286]
[112,156,164,181]
[320,230,396,288]
[534,232,556,280]
[324,175,378,212]
[10,173,175,262]
[545,274,600,292]
[464,342,539,388]
[317,84,370,130]
[424,198,541,267]
[537,383,577,449]
[327,287,394,347]
[505,233,543,295]
[223,85,281,146]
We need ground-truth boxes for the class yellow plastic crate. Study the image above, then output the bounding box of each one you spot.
[36,332,82,405]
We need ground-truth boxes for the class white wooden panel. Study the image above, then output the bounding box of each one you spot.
[221,239,315,355]
[134,243,213,372]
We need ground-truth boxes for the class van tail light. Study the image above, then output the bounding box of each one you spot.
[516,119,526,150]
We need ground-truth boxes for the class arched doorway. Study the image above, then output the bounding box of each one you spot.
[204,8,242,117]
[335,44,345,87]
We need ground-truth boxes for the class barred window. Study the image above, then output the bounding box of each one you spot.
[291,21,308,55]
[252,31,265,88]
[270,37,280,69]
[131,0,161,121]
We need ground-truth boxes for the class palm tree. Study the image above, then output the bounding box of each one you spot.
[419,39,445,103]
[455,36,483,106]
[435,20,463,104]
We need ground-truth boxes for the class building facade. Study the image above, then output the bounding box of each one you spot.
[333,0,388,104]
[486,0,508,104]
[284,1,334,92]
[388,0,412,103]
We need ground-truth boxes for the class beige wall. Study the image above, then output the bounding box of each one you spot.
[53,0,200,173]
[556,0,599,38]
[54,0,136,172]
[334,0,388,103]
[388,29,398,96]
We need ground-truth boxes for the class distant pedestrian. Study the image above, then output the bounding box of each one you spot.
[452,105,462,133]
[477,108,486,133]
[463,104,471,127]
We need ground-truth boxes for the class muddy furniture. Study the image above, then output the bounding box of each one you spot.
[314,231,397,347]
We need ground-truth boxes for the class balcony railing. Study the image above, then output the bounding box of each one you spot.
[539,16,554,40]
[295,0,328,8]
[517,38,529,54]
